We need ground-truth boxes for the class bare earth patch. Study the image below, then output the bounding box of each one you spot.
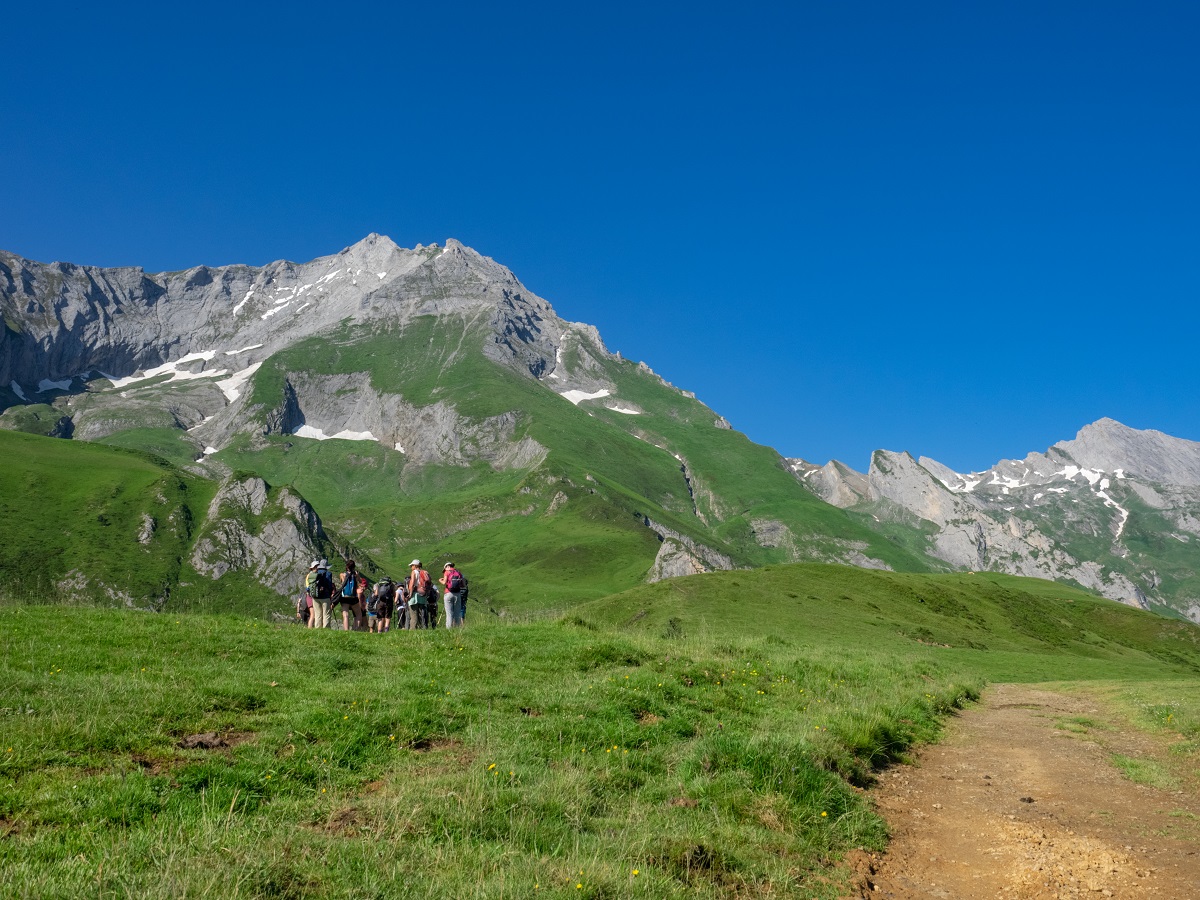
[846,683,1200,898]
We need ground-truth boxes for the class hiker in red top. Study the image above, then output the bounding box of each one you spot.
[439,563,466,628]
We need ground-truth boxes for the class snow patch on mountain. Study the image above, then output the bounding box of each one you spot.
[216,363,262,402]
[560,388,611,405]
[102,350,227,390]
[292,425,378,442]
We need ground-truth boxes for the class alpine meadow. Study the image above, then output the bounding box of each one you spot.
[2,237,1199,898]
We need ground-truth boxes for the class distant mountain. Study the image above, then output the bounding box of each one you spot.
[1,237,929,609]
[5,238,1197,621]
[789,418,1200,622]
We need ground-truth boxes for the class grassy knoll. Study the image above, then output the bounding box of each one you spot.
[0,430,216,606]
[3,563,1199,898]
[576,564,1200,682]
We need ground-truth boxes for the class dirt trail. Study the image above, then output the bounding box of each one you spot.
[847,683,1200,899]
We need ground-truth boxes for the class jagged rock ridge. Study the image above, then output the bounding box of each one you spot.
[788,419,1200,621]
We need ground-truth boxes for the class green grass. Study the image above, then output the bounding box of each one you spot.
[0,605,980,899]
[0,402,67,436]
[98,427,205,468]
[1109,754,1179,789]
[575,565,1200,682]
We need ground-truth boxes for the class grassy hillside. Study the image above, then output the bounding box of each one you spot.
[577,564,1200,682]
[3,566,1198,898]
[0,431,215,606]
[0,431,298,616]
[213,319,939,603]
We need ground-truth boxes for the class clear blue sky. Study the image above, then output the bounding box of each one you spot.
[4,1,1198,473]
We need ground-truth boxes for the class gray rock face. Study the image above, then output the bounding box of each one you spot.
[788,419,1200,621]
[249,370,547,471]
[1055,418,1200,486]
[643,518,735,582]
[190,476,331,596]
[788,458,870,508]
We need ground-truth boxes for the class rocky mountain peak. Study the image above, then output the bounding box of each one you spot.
[1053,418,1200,487]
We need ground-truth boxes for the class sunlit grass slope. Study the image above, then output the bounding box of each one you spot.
[0,430,216,605]
[576,564,1200,682]
[5,560,1199,898]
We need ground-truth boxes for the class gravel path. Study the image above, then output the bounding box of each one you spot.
[846,683,1200,898]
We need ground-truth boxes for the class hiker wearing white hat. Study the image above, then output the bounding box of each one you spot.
[439,562,466,628]
[405,560,433,629]
[303,558,335,629]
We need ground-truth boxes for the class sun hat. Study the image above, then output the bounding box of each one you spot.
[410,559,421,567]
[319,558,328,568]
[443,563,454,570]
[310,560,319,569]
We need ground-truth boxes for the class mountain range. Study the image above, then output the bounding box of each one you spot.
[3,236,1198,622]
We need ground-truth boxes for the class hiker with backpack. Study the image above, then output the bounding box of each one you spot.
[305,558,335,629]
[338,559,366,631]
[405,560,434,629]
[439,563,467,628]
[369,576,396,633]
[427,581,439,629]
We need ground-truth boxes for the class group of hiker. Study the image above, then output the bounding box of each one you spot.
[297,557,468,631]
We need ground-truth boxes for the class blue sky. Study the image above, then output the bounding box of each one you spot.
[4,1,1198,473]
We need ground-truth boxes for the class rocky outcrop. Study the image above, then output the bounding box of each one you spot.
[227,370,549,471]
[642,517,735,582]
[1056,418,1200,486]
[190,476,332,596]
[787,458,870,507]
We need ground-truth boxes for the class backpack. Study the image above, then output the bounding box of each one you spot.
[417,569,434,598]
[376,579,394,602]
[341,572,357,599]
[312,568,334,600]
[446,569,466,594]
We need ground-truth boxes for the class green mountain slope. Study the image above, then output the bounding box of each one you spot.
[203,318,939,605]
[0,430,213,606]
[0,431,341,614]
